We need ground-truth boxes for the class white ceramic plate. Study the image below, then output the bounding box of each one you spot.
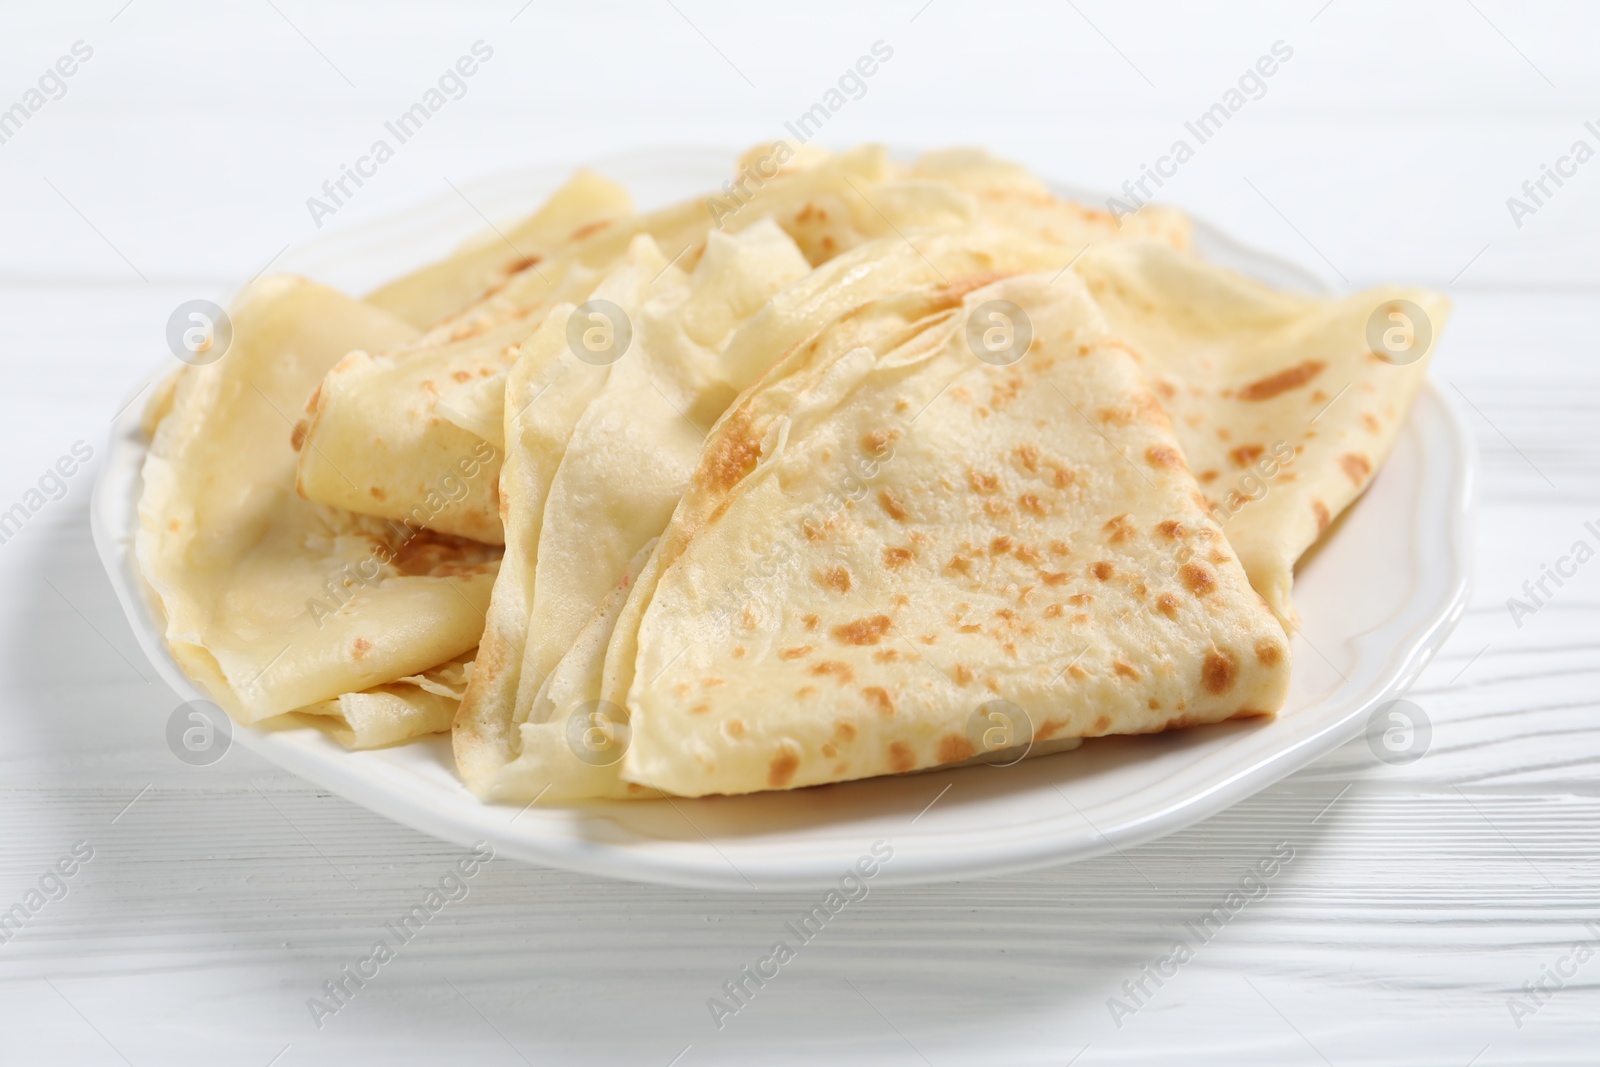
[92,148,1475,891]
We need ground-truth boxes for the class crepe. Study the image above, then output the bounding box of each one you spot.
[1074,241,1449,625]
[614,272,1291,797]
[137,276,500,741]
[366,169,634,329]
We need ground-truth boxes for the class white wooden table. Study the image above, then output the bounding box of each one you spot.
[2,2,1596,1063]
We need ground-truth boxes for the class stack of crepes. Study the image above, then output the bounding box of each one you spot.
[136,143,1448,800]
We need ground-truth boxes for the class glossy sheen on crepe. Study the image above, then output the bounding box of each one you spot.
[137,276,500,739]
[618,273,1292,797]
[1075,241,1449,626]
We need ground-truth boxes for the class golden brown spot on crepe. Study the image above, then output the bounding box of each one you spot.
[959,624,984,634]
[1091,561,1116,581]
[887,742,914,773]
[834,615,892,646]
[1049,539,1071,556]
[1042,572,1068,586]
[938,735,975,763]
[1157,520,1187,540]
[569,219,612,242]
[796,686,817,698]
[862,429,893,455]
[883,546,915,569]
[369,486,386,501]
[920,634,939,644]
[768,745,801,788]
[1093,714,1112,732]
[984,498,1011,519]
[1149,698,1160,710]
[1114,660,1139,679]
[802,613,820,631]
[705,414,761,492]
[726,719,746,738]
[701,677,725,690]
[968,469,1000,493]
[1104,514,1136,544]
[1030,718,1066,741]
[1068,663,1089,680]
[732,646,747,659]
[1180,562,1216,596]
[689,703,710,715]
[879,488,908,520]
[1202,649,1238,694]
[451,370,472,384]
[1014,444,1040,472]
[946,555,973,577]
[1067,594,1094,606]
[1049,465,1075,489]
[1019,493,1046,516]
[392,529,502,576]
[1015,543,1042,565]
[1043,604,1064,619]
[863,686,895,716]
[1362,412,1382,433]
[1313,500,1331,534]
[1155,378,1178,399]
[835,720,857,741]
[1240,360,1326,401]
[1255,639,1284,666]
[811,660,856,685]
[821,742,837,758]
[1199,470,1219,484]
[1145,445,1183,470]
[168,519,181,533]
[816,565,852,594]
[351,637,372,660]
[954,663,975,685]
[1229,444,1264,468]
[779,646,813,661]
[1340,452,1372,485]
[985,537,1010,556]
[290,420,309,451]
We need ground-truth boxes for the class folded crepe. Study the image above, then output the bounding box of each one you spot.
[607,271,1290,796]
[366,169,634,329]
[295,144,1194,546]
[1074,241,1449,626]
[137,276,500,747]
[453,224,1085,802]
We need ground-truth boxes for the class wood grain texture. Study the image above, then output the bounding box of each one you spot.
[3,1,1599,1063]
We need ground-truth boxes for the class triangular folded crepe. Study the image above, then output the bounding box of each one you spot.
[1073,242,1449,625]
[616,272,1291,797]
[138,276,500,744]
